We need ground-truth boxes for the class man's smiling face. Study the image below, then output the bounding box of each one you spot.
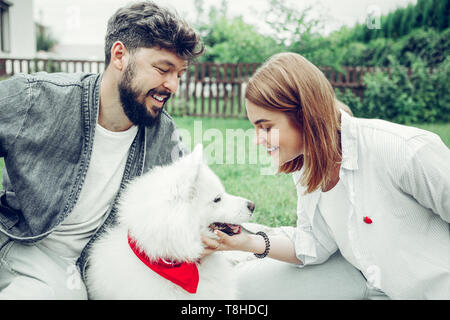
[118,47,188,127]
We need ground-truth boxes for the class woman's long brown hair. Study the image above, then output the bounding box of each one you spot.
[245,52,344,194]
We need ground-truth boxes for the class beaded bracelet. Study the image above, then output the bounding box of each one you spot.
[254,231,270,259]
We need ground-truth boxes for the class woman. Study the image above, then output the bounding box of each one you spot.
[203,52,450,299]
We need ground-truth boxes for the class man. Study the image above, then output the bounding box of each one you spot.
[0,1,204,299]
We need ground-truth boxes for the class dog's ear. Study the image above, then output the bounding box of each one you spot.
[188,144,204,200]
[170,144,204,202]
[191,144,204,165]
[178,144,203,170]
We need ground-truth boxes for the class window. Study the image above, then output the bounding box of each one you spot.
[0,0,11,53]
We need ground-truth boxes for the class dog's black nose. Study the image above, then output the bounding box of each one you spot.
[247,201,255,213]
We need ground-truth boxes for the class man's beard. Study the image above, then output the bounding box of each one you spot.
[118,62,171,127]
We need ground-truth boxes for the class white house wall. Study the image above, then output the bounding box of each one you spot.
[0,0,36,58]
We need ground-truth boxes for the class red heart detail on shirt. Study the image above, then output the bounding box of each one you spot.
[363,216,373,224]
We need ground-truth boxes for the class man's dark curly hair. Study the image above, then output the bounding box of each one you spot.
[104,1,204,66]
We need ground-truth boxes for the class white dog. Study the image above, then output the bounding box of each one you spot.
[85,145,254,299]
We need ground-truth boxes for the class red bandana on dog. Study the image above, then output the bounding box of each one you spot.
[127,233,199,294]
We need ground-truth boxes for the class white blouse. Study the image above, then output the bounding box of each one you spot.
[318,179,361,271]
[288,110,450,299]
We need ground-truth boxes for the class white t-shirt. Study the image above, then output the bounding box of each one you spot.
[40,123,138,260]
[318,179,361,270]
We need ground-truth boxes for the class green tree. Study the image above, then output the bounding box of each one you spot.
[422,0,434,28]
[195,2,278,63]
[36,24,57,52]
[391,9,404,38]
[263,0,322,47]
[430,0,450,30]
[441,0,450,29]
[385,13,394,38]
[193,0,205,25]
[400,28,440,66]
[262,0,346,69]
[413,0,425,29]
[399,5,414,37]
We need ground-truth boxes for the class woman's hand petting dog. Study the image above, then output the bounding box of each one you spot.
[201,230,250,258]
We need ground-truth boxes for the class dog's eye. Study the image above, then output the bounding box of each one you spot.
[213,196,221,203]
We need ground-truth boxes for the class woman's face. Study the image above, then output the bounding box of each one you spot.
[246,100,304,167]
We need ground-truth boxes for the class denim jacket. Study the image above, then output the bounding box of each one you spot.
[0,72,187,279]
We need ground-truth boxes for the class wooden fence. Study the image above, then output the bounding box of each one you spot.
[0,57,396,118]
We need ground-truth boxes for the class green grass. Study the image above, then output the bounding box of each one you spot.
[0,120,449,228]
[415,123,450,147]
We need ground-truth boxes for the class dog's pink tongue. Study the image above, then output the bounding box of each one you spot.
[229,224,241,234]
[209,223,242,235]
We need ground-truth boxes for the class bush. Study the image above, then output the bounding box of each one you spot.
[363,56,418,123]
[335,88,363,116]
[431,56,450,122]
[354,55,450,124]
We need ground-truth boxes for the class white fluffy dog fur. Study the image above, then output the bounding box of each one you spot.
[86,145,254,299]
